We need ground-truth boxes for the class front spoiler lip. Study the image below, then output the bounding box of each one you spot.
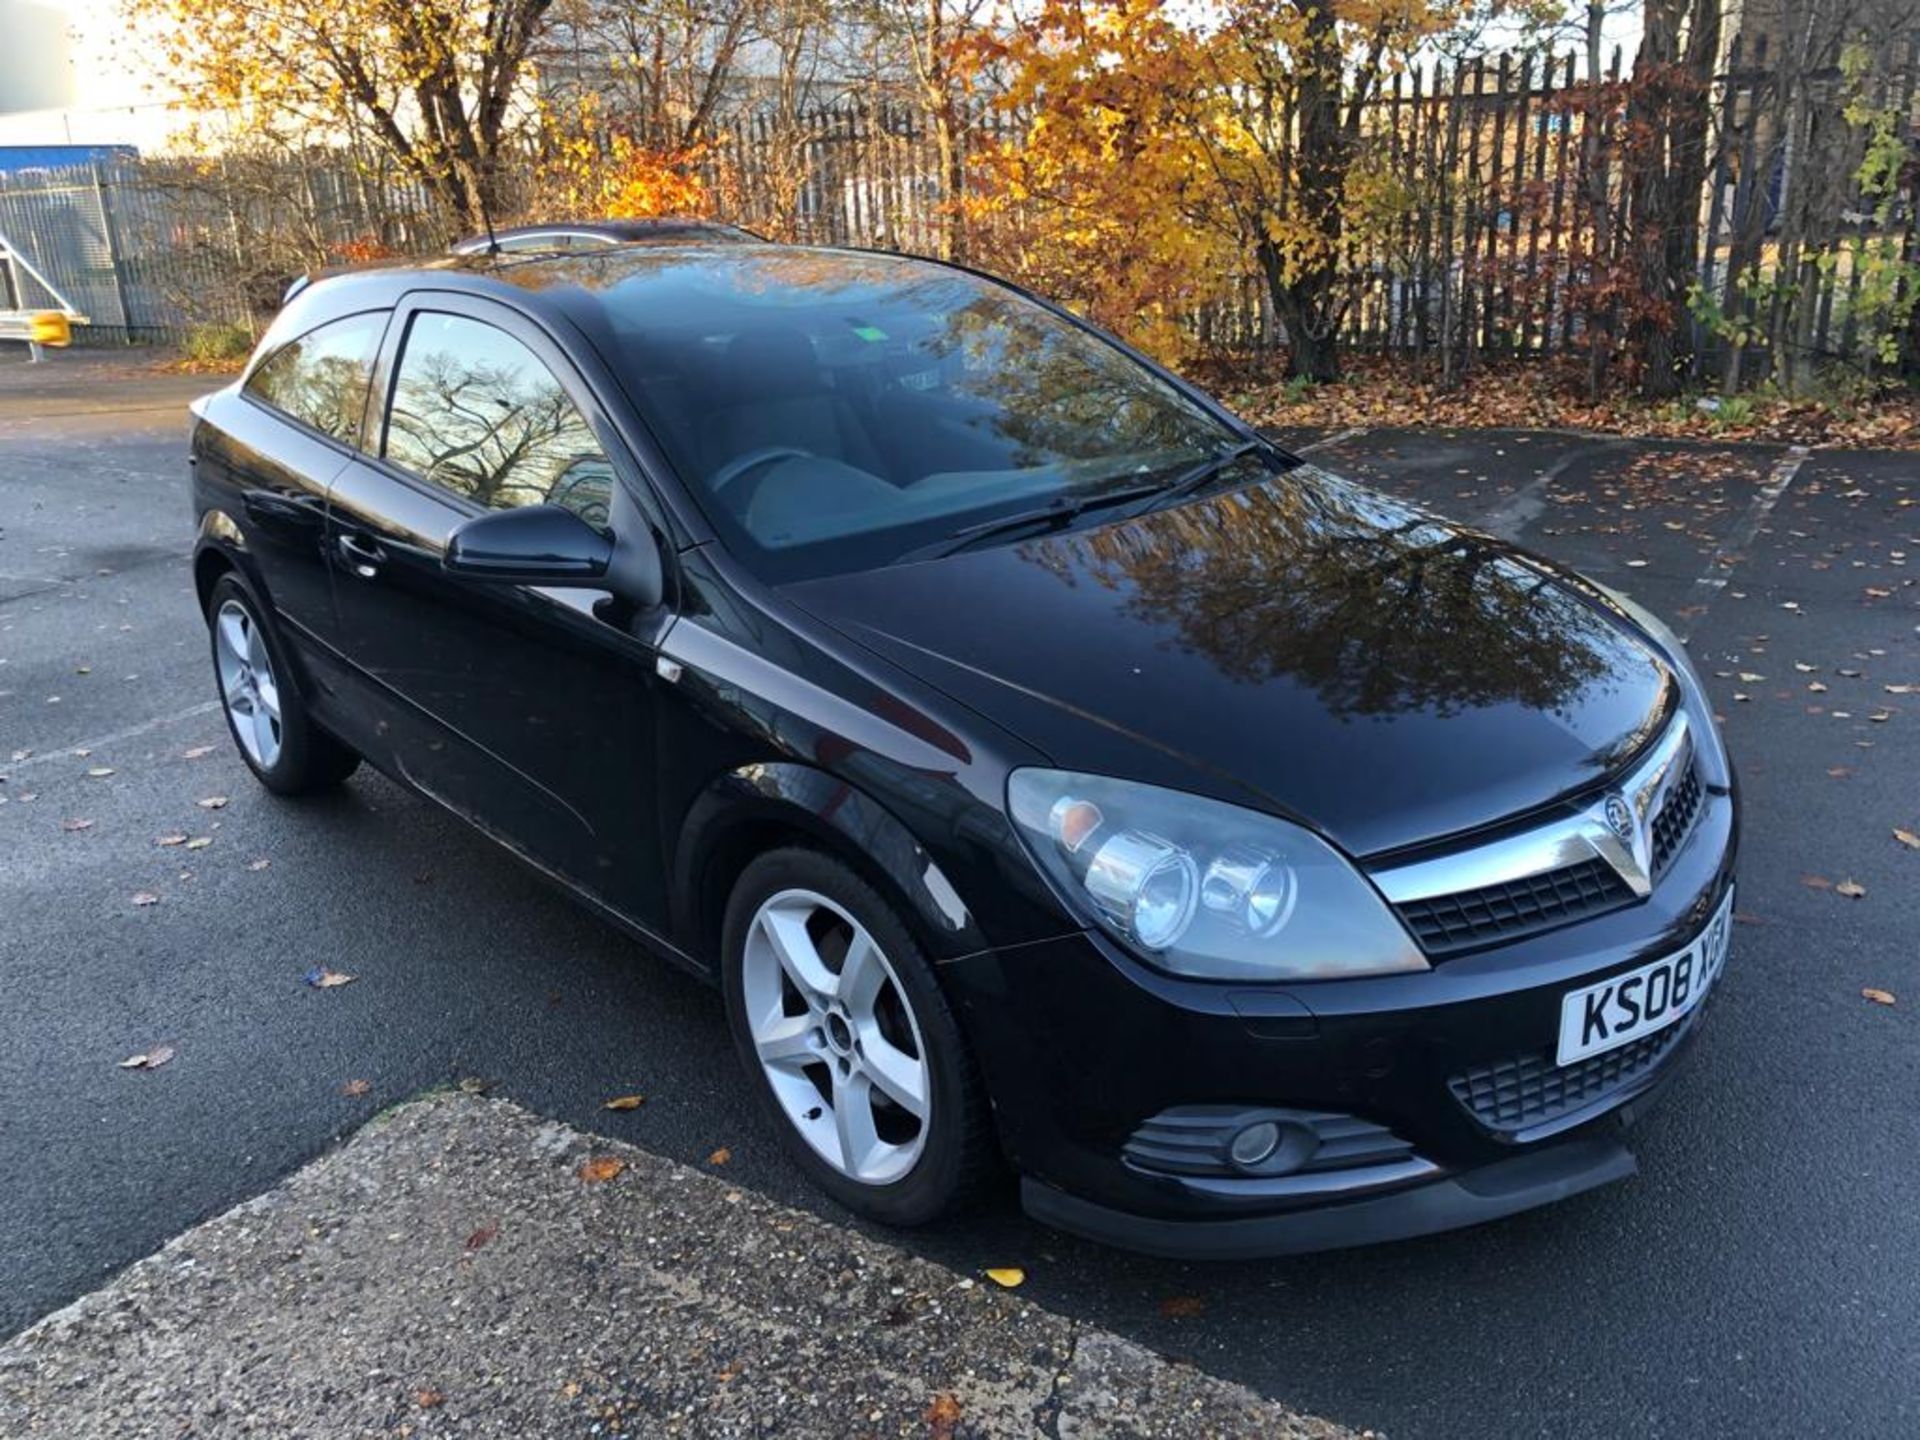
[1022,1132,1638,1260]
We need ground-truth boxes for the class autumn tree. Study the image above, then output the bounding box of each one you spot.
[973,0,1459,377]
[543,0,761,150]
[851,0,998,260]
[125,0,557,234]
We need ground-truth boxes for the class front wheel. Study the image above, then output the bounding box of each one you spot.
[722,848,997,1226]
[206,573,359,795]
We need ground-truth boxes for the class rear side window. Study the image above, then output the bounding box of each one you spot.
[243,311,387,445]
[383,311,611,521]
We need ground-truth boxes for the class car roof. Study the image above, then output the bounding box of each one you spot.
[278,243,987,341]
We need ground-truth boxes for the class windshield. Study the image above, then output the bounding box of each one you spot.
[593,251,1244,581]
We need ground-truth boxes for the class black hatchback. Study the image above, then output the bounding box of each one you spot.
[188,244,1737,1256]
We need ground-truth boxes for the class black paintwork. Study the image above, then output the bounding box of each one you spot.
[188,243,1738,1252]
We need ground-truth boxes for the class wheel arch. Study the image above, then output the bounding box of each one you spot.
[192,512,254,616]
[673,762,985,972]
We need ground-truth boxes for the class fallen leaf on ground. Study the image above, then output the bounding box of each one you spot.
[130,891,160,907]
[1827,767,1853,779]
[1801,875,1833,890]
[85,767,113,778]
[61,818,94,832]
[925,1393,964,1439]
[465,1221,499,1252]
[303,966,355,988]
[707,1146,732,1166]
[184,836,212,850]
[157,833,187,846]
[340,1078,371,1097]
[1895,828,1920,850]
[1836,879,1867,899]
[247,857,270,871]
[182,745,216,759]
[414,1389,445,1408]
[1159,1295,1208,1318]
[196,795,228,810]
[119,1046,174,1070]
[576,1155,627,1185]
[984,1267,1026,1288]
[602,1094,645,1111]
[1862,988,1897,1006]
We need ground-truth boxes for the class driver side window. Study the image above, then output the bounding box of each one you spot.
[384,311,613,530]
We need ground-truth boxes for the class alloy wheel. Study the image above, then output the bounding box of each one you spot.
[739,887,932,1185]
[214,598,283,769]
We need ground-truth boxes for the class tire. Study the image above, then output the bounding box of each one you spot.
[205,573,360,796]
[722,846,998,1226]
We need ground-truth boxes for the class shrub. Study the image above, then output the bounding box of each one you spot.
[180,322,254,364]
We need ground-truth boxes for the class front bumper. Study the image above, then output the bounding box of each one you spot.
[940,786,1736,1256]
[1022,1131,1638,1259]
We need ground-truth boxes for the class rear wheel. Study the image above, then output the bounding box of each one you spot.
[206,573,359,795]
[722,847,996,1226]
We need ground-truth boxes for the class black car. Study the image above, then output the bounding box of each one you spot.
[187,244,1737,1256]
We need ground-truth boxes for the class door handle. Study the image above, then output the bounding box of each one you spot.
[336,532,386,578]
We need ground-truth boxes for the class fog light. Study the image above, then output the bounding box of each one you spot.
[1228,1120,1282,1168]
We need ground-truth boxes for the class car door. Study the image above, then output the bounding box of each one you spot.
[319,292,675,931]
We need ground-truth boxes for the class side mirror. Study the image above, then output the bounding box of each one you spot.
[445,504,615,586]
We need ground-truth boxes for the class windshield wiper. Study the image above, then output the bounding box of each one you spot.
[900,480,1168,562]
[1127,439,1269,518]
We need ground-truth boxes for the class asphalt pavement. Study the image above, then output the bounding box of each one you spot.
[3,351,1917,1438]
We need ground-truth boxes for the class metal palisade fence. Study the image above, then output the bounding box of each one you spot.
[0,43,1914,387]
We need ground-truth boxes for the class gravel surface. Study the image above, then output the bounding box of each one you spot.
[0,1091,1358,1439]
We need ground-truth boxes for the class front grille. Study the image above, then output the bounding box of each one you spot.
[1449,1022,1690,1138]
[1651,761,1703,877]
[1396,857,1635,957]
[1124,1106,1415,1179]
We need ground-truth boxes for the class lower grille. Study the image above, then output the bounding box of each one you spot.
[1449,1021,1691,1138]
[1124,1106,1415,1179]
[1397,857,1635,956]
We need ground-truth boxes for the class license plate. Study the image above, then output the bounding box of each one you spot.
[1556,888,1734,1066]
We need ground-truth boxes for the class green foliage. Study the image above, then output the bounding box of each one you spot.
[1706,394,1756,430]
[1687,266,1791,355]
[180,322,255,364]
[1837,51,1920,375]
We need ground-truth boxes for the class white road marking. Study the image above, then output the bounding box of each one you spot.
[1676,444,1810,639]
[1295,425,1367,454]
[5,701,222,774]
[1476,439,1632,541]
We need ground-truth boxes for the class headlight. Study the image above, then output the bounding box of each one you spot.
[1596,585,1732,790]
[1009,770,1428,982]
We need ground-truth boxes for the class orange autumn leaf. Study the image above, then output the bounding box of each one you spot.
[925,1392,964,1439]
[576,1155,627,1185]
